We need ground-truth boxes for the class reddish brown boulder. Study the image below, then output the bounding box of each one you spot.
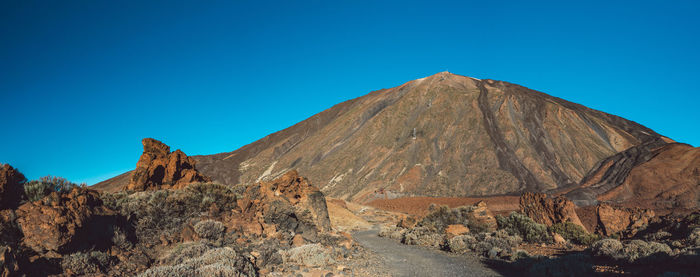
[520,192,586,231]
[0,164,26,210]
[397,215,418,229]
[472,200,498,231]
[16,187,116,254]
[125,138,211,191]
[595,203,654,237]
[234,170,331,240]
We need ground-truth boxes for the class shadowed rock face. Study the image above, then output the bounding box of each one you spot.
[97,72,663,201]
[125,138,211,191]
[0,164,26,210]
[15,187,116,254]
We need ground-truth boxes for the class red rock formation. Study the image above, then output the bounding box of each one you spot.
[16,187,116,254]
[595,203,654,237]
[472,200,498,231]
[233,170,331,240]
[0,164,26,210]
[520,192,586,231]
[125,138,211,191]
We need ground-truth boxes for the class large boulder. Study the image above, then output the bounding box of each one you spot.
[125,138,211,191]
[595,203,654,237]
[0,164,26,210]
[234,170,331,240]
[520,192,586,231]
[16,187,116,254]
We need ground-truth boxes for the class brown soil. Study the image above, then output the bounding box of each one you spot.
[366,196,520,217]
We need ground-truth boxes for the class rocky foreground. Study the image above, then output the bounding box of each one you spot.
[0,139,389,276]
[1,138,699,276]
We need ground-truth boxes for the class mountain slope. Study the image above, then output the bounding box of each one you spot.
[97,72,664,202]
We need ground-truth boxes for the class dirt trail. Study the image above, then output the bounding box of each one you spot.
[353,226,502,277]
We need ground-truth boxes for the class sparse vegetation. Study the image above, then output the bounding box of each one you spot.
[194,220,226,241]
[100,182,237,245]
[496,212,551,243]
[591,238,672,263]
[24,175,82,202]
[548,222,600,245]
[138,247,256,277]
[61,251,114,275]
[418,204,490,233]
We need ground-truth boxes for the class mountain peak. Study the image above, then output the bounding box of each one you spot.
[97,72,663,203]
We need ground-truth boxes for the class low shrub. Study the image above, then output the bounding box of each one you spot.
[548,222,600,246]
[688,228,700,247]
[591,238,623,258]
[101,183,237,246]
[24,176,81,202]
[446,230,522,259]
[496,212,551,243]
[418,205,490,233]
[139,247,256,277]
[194,220,226,241]
[402,226,445,248]
[591,238,672,263]
[61,251,114,275]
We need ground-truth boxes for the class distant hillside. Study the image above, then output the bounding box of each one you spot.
[97,72,666,203]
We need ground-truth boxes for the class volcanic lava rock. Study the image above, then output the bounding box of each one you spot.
[16,187,116,254]
[0,164,26,210]
[520,192,586,230]
[125,138,211,191]
[595,203,655,237]
[235,170,331,240]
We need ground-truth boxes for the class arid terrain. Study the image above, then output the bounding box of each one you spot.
[2,72,699,276]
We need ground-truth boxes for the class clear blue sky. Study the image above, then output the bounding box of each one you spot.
[2,0,699,185]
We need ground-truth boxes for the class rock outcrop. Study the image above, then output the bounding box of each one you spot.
[0,164,26,210]
[233,170,331,241]
[125,138,211,191]
[16,187,116,254]
[472,201,498,231]
[595,203,655,237]
[519,192,586,230]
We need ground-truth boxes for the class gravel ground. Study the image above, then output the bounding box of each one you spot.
[353,226,502,277]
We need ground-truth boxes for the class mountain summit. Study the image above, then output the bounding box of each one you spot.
[97,72,665,202]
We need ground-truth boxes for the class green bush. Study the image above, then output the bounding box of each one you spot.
[24,176,82,202]
[548,222,600,246]
[496,212,551,243]
[591,238,672,263]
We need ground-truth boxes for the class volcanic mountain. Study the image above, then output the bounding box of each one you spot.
[97,72,671,203]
